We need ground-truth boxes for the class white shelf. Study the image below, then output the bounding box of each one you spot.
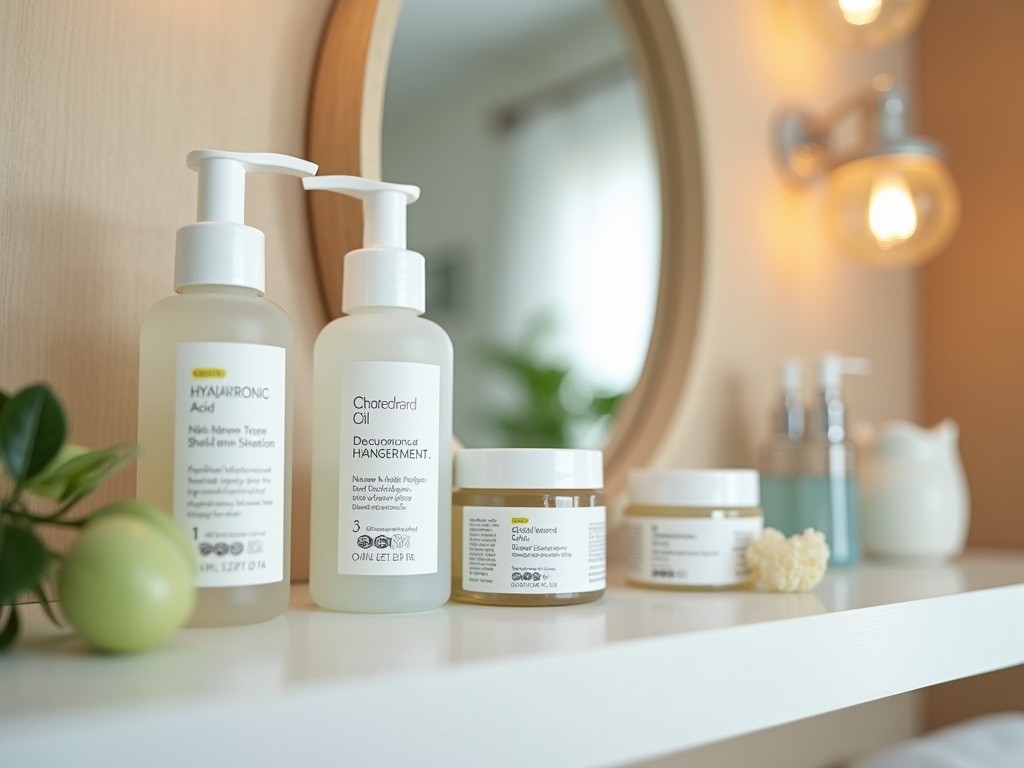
[4,550,1024,768]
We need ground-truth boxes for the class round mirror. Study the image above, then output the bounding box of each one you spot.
[384,0,660,453]
[307,0,704,496]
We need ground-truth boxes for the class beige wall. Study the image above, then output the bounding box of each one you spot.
[0,0,334,578]
[656,0,918,470]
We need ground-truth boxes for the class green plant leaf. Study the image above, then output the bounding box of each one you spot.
[0,390,10,414]
[0,526,48,605]
[0,385,66,485]
[0,605,18,651]
[61,444,140,504]
[32,583,61,627]
[24,444,91,500]
[589,393,626,417]
[26,444,139,504]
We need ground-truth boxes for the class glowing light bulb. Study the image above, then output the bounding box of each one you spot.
[838,0,883,26]
[868,172,917,249]
[808,0,927,49]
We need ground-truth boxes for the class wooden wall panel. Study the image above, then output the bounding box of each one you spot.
[0,0,334,579]
[919,0,1024,728]
[920,0,1024,549]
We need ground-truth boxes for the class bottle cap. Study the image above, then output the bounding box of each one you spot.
[303,175,424,314]
[174,150,317,293]
[629,469,760,507]
[455,449,603,490]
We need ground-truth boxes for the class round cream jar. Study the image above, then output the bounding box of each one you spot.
[626,469,763,590]
[452,449,606,606]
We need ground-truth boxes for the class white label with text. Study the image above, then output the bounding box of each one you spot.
[174,342,286,587]
[463,506,606,594]
[338,361,440,576]
[626,515,763,586]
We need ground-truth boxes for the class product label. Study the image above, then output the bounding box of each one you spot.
[627,515,763,586]
[337,361,440,576]
[463,505,606,594]
[173,342,286,587]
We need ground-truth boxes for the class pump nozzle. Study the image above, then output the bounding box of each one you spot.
[175,149,318,294]
[303,176,419,250]
[819,354,871,391]
[187,150,318,225]
[815,353,871,443]
[302,175,425,314]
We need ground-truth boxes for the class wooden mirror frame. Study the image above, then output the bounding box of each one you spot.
[307,0,704,498]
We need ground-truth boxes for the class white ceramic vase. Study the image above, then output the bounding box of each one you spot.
[859,419,970,561]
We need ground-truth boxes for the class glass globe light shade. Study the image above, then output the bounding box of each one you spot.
[805,0,930,49]
[824,153,960,268]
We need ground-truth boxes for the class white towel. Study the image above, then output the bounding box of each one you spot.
[851,712,1024,768]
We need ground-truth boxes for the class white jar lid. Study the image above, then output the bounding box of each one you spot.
[629,469,760,507]
[456,449,603,490]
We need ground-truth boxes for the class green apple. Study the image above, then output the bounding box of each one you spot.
[89,500,197,569]
[58,510,196,652]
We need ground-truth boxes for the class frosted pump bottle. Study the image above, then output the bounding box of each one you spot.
[304,176,453,613]
[797,354,870,566]
[758,359,804,536]
[137,150,317,627]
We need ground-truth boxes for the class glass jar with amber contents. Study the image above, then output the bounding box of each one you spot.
[452,449,605,606]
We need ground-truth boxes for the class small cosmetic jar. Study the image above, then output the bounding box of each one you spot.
[625,469,763,590]
[452,448,606,606]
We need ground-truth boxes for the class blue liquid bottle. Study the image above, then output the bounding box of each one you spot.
[758,359,804,536]
[797,354,870,566]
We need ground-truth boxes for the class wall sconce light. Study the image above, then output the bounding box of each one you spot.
[804,0,930,49]
[776,77,960,269]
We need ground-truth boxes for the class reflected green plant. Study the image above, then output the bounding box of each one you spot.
[478,314,626,448]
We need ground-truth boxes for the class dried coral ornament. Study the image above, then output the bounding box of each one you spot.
[745,528,831,593]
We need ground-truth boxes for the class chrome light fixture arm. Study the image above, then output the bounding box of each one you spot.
[776,83,944,183]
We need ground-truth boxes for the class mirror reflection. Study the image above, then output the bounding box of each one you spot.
[383,0,661,449]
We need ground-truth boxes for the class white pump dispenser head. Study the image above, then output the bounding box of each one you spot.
[175,150,318,294]
[818,353,871,393]
[303,175,423,314]
[816,353,871,443]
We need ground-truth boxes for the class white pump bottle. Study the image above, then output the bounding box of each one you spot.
[304,175,453,613]
[137,150,317,627]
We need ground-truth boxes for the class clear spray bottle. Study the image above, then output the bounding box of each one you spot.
[137,150,317,626]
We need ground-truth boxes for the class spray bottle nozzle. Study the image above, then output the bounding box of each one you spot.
[302,175,425,314]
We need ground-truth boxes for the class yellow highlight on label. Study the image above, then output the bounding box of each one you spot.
[192,368,227,379]
[511,517,529,524]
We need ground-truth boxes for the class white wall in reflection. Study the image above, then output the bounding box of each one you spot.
[384,1,660,449]
[496,74,660,397]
